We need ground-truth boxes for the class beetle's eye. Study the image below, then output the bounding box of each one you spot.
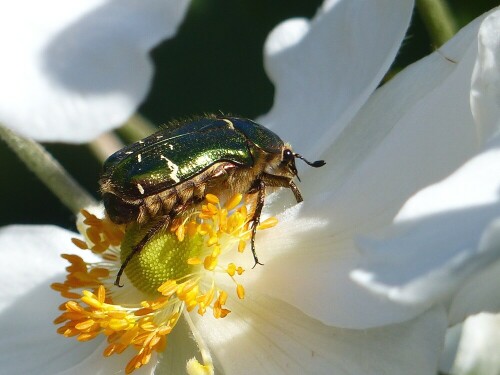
[283,149,294,161]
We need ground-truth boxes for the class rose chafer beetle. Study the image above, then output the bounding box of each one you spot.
[100,115,325,286]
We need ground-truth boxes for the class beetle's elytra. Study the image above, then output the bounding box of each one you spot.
[100,115,325,286]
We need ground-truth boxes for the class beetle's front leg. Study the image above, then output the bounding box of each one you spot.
[115,215,171,287]
[248,179,266,268]
[261,173,303,203]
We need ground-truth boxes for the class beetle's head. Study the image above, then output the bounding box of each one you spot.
[281,148,325,181]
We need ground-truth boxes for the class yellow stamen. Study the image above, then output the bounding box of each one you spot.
[204,194,219,205]
[53,193,279,373]
[236,284,245,299]
[257,216,279,230]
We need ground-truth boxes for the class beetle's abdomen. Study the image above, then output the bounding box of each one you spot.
[102,192,139,224]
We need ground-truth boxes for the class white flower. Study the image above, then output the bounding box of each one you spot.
[1,0,498,374]
[444,313,500,375]
[0,0,190,143]
[349,8,500,373]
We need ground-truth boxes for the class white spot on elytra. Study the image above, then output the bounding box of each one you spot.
[137,183,145,195]
[137,154,142,163]
[222,118,234,129]
[160,154,180,183]
[125,151,133,155]
[168,144,174,150]
[157,135,163,139]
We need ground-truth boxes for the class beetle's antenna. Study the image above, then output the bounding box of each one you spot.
[294,153,326,168]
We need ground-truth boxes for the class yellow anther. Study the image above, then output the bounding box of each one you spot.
[238,240,246,253]
[207,235,218,247]
[186,357,214,375]
[211,245,221,258]
[176,224,185,242]
[257,216,279,230]
[236,284,245,299]
[158,280,178,296]
[187,221,198,237]
[205,194,219,205]
[226,263,236,276]
[187,257,202,265]
[203,255,218,271]
[71,237,88,250]
[225,193,242,211]
[207,203,218,214]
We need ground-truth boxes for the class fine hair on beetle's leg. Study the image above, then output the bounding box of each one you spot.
[114,216,171,287]
[250,179,266,268]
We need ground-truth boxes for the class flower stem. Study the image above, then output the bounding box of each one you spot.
[118,114,157,143]
[88,132,124,164]
[87,114,155,164]
[416,0,457,47]
[0,124,97,214]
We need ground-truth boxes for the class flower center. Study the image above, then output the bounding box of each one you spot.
[52,193,278,374]
[121,222,204,295]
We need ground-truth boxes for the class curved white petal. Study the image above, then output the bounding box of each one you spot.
[193,295,447,375]
[439,323,463,374]
[0,225,119,374]
[0,225,78,311]
[58,342,157,375]
[0,0,190,142]
[471,9,500,143]
[351,134,500,312]
[448,257,500,325]
[451,313,500,375]
[156,318,201,375]
[304,8,489,218]
[258,0,414,157]
[254,9,495,327]
[243,199,419,329]
[251,8,497,324]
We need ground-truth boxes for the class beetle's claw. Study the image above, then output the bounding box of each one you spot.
[252,259,264,269]
[114,277,124,288]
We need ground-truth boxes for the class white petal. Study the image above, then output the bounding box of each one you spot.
[244,200,419,329]
[58,342,157,375]
[0,225,118,374]
[303,8,489,222]
[0,225,77,311]
[451,313,500,375]
[0,275,102,375]
[471,9,500,143]
[258,0,414,156]
[262,10,495,326]
[193,295,447,375]
[448,257,500,325]
[351,136,500,310]
[439,323,463,374]
[265,8,500,323]
[156,317,201,375]
[0,0,190,142]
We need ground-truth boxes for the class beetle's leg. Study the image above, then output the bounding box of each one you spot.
[115,216,171,287]
[249,179,266,268]
[261,173,303,203]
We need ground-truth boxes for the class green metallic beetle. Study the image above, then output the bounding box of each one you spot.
[100,115,325,286]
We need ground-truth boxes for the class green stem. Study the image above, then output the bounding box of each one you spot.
[88,114,155,164]
[118,114,157,143]
[88,132,124,164]
[416,0,458,47]
[0,124,97,214]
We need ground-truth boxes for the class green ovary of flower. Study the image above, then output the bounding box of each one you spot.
[121,222,203,296]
